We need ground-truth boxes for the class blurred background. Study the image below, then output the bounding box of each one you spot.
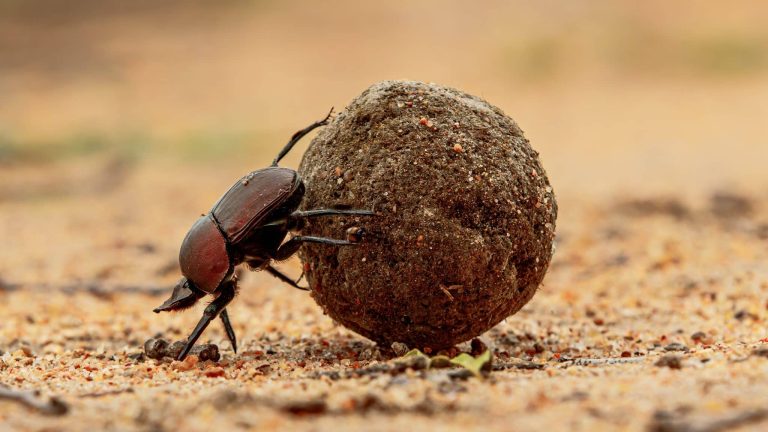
[1,0,766,287]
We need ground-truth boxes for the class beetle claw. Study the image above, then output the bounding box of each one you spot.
[321,106,335,124]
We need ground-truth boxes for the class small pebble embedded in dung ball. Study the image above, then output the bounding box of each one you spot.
[298,80,557,351]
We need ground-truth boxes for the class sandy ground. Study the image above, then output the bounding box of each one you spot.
[0,158,767,431]
[2,1,768,431]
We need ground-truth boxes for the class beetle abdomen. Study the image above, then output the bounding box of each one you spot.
[179,216,231,293]
[211,167,302,244]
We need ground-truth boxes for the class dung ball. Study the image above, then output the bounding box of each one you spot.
[298,80,557,351]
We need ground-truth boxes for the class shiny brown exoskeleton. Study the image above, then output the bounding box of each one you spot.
[154,110,374,361]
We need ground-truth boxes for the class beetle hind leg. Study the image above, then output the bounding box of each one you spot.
[271,108,334,166]
[219,309,237,353]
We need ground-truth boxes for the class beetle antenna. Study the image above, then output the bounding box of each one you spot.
[271,108,335,167]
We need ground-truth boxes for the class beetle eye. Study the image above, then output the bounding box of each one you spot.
[184,280,206,297]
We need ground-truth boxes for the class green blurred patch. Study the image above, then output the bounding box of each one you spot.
[502,24,768,80]
[171,130,259,163]
[609,29,768,77]
[502,36,565,82]
[0,128,276,167]
[403,348,493,377]
[0,131,148,165]
[682,35,768,75]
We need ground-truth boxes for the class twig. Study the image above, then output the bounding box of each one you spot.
[0,385,68,416]
[0,280,167,297]
[438,285,455,301]
[0,277,20,292]
[78,387,135,398]
[493,359,546,371]
[61,283,167,298]
[648,409,768,432]
[559,357,644,367]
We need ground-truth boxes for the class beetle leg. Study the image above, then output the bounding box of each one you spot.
[265,265,309,291]
[261,209,375,230]
[288,209,376,230]
[290,208,376,218]
[219,309,237,353]
[292,235,357,246]
[271,108,334,166]
[177,281,237,361]
[273,235,355,261]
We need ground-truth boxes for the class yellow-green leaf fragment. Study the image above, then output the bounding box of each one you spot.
[449,350,492,376]
[397,349,492,376]
[428,355,452,369]
[403,349,427,358]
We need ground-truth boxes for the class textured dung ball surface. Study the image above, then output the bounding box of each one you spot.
[298,81,557,350]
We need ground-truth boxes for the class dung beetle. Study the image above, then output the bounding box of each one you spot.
[154,109,374,361]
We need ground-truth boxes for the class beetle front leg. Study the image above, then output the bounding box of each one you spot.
[177,280,237,361]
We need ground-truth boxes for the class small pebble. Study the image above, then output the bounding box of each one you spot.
[691,331,707,342]
[172,355,199,371]
[196,344,221,362]
[391,342,409,357]
[664,342,688,352]
[144,338,168,360]
[203,366,226,378]
[655,354,682,369]
[143,338,220,362]
[166,341,186,360]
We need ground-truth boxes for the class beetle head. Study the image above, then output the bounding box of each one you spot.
[153,278,205,313]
